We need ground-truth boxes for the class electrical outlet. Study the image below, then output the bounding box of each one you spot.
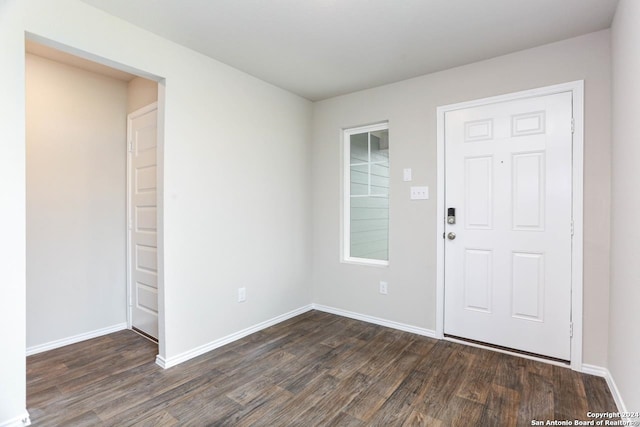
[379,281,388,295]
[238,287,246,303]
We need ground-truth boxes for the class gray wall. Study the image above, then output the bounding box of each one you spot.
[26,53,128,349]
[311,30,611,367]
[610,0,640,411]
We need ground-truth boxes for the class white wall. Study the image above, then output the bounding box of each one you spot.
[128,76,158,114]
[311,30,611,367]
[0,1,29,424]
[1,0,312,424]
[25,53,128,350]
[610,0,640,412]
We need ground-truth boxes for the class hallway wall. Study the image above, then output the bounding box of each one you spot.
[26,53,128,350]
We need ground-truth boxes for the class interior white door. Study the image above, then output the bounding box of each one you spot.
[444,92,573,360]
[128,104,158,339]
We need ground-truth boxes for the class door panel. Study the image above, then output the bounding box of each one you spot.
[129,106,158,339]
[444,92,572,360]
[463,249,492,312]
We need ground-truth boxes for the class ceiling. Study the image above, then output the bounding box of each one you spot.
[79,0,619,101]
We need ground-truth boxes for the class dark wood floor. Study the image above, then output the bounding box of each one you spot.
[27,310,618,426]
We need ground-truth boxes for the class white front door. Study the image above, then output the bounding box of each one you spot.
[444,91,573,360]
[128,104,158,339]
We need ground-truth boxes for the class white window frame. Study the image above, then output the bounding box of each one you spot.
[342,122,390,266]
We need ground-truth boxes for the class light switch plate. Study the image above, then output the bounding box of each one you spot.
[403,168,412,182]
[410,186,429,200]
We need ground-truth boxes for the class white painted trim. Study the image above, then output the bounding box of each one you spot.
[581,363,609,377]
[312,304,436,338]
[582,365,630,419]
[156,305,314,369]
[0,411,30,427]
[435,99,446,340]
[435,81,585,369]
[26,323,127,356]
[570,81,585,372]
[155,83,167,362]
[0,409,31,427]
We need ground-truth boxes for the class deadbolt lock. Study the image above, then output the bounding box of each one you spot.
[447,207,456,225]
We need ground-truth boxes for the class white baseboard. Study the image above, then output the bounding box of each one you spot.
[582,364,629,418]
[311,304,436,338]
[0,411,30,427]
[156,305,314,369]
[26,323,128,356]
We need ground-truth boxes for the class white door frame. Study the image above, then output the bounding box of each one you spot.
[126,101,160,337]
[435,81,584,371]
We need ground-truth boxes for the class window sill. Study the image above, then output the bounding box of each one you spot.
[342,257,389,268]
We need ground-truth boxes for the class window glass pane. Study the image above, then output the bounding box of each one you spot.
[350,133,368,163]
[350,164,368,196]
[370,130,389,162]
[370,163,389,196]
[350,196,389,260]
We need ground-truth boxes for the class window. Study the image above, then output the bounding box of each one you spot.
[343,123,389,265]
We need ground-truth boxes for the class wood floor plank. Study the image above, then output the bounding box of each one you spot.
[250,373,341,426]
[367,369,434,426]
[54,410,103,427]
[402,409,444,427]
[582,373,621,416]
[517,371,555,425]
[324,411,368,427]
[101,372,219,426]
[436,395,485,426]
[413,345,475,419]
[341,386,388,423]
[290,372,374,425]
[405,336,437,357]
[220,385,294,427]
[366,350,423,398]
[129,410,179,427]
[479,383,521,427]
[553,365,589,421]
[356,334,413,377]
[27,311,619,426]
[168,392,242,425]
[454,348,497,404]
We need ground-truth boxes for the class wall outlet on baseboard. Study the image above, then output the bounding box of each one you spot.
[238,287,246,303]
[379,281,388,295]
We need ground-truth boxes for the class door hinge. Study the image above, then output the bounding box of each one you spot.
[571,220,574,237]
[569,322,574,338]
[128,140,133,152]
[571,118,575,134]
[128,218,133,230]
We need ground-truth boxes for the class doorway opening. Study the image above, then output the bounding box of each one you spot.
[25,37,164,358]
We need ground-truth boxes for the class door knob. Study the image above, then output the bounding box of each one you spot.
[447,232,456,240]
